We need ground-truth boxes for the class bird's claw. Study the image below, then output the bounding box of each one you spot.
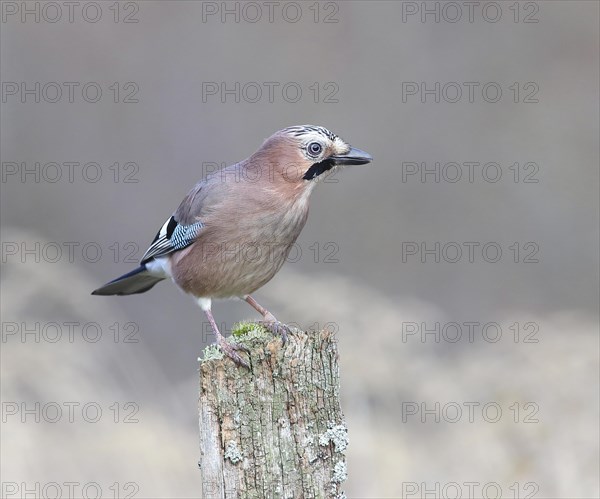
[259,320,291,344]
[217,337,250,368]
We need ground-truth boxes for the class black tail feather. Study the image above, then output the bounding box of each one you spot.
[92,265,164,296]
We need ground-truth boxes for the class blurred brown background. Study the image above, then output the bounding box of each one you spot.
[1,1,598,497]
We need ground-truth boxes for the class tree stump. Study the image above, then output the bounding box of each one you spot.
[198,324,348,499]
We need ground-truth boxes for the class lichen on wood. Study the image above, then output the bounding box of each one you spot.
[198,324,347,499]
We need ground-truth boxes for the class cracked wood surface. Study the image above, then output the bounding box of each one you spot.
[198,327,347,499]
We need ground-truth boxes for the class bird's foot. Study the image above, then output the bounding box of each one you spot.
[217,336,250,368]
[259,314,291,344]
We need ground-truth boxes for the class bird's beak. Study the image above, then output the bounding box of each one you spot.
[330,147,373,166]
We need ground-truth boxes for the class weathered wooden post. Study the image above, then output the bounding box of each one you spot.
[198,324,348,499]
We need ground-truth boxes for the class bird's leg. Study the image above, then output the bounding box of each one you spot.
[244,295,290,343]
[244,295,276,321]
[198,298,249,368]
[204,308,250,368]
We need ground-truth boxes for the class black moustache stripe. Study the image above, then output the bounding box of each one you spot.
[303,158,335,180]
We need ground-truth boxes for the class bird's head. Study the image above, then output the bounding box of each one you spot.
[250,125,373,186]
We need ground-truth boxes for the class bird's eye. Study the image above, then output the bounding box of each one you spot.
[307,142,323,157]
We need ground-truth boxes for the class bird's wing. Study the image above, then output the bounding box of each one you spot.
[141,170,230,264]
[141,215,204,263]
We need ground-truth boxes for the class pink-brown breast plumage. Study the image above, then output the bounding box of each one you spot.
[169,150,311,298]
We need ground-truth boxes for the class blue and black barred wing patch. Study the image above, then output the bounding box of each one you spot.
[141,216,204,263]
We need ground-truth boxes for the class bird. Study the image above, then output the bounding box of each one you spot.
[92,125,372,366]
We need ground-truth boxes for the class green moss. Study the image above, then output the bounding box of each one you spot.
[231,321,270,342]
[200,323,272,363]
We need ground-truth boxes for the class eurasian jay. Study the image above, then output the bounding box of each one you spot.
[92,125,372,366]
